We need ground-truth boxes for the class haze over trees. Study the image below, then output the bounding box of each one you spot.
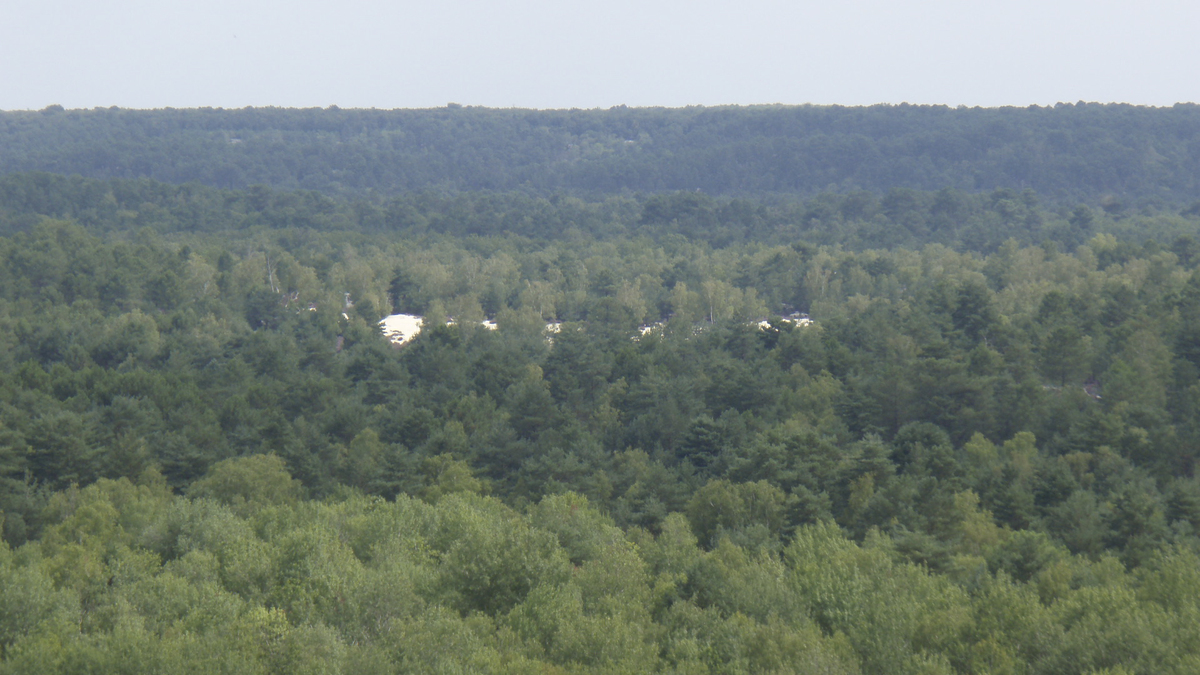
[2,104,1200,673]
[4,103,1200,203]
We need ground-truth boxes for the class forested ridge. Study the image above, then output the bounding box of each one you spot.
[4,103,1200,203]
[2,121,1200,674]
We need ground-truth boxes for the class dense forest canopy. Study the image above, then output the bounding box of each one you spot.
[4,103,1200,203]
[3,100,1200,673]
[3,171,1200,254]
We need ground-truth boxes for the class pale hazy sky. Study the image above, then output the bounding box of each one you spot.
[2,0,1197,111]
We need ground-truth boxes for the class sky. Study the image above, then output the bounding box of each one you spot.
[2,0,1198,111]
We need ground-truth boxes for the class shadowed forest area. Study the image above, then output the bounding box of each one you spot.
[3,105,1200,674]
[4,103,1200,203]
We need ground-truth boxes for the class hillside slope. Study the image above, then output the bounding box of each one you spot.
[3,103,1199,202]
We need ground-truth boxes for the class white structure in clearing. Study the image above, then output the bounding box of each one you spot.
[380,312,812,347]
[379,314,557,347]
[756,314,813,330]
[379,313,426,347]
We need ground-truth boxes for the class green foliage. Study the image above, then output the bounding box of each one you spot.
[0,481,1198,673]
[5,104,1200,203]
[188,455,304,514]
[686,479,791,549]
[415,454,485,503]
[3,153,1200,670]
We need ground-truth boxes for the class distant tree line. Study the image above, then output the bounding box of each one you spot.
[4,171,1200,254]
[3,103,1200,203]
